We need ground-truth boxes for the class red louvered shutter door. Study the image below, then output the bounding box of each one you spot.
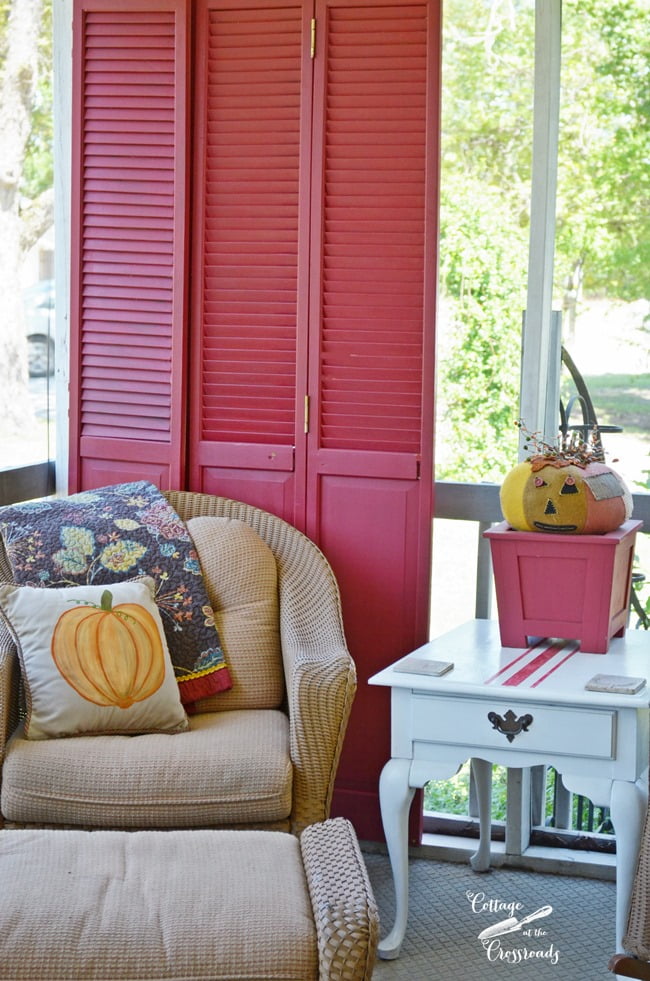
[188,0,312,522]
[68,0,441,842]
[69,0,189,492]
[307,0,439,838]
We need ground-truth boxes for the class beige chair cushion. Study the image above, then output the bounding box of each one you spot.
[0,828,318,980]
[1,709,292,828]
[188,516,284,712]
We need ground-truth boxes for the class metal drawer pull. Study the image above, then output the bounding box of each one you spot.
[488,708,534,742]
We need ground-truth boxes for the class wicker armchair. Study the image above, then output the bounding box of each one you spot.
[0,491,356,835]
[609,797,650,979]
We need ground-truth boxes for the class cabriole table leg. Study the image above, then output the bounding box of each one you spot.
[469,757,493,872]
[377,757,415,959]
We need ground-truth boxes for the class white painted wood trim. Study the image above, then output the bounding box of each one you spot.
[519,0,562,448]
[53,0,72,495]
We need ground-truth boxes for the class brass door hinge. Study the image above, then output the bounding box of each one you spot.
[304,394,310,433]
[310,18,316,58]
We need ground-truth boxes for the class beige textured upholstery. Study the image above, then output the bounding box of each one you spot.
[0,817,378,980]
[188,515,285,712]
[0,492,356,835]
[3,711,292,827]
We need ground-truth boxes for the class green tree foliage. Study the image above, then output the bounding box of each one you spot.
[21,0,53,199]
[0,0,50,433]
[0,0,52,199]
[556,0,650,301]
[437,184,525,481]
[437,0,649,482]
[436,0,534,480]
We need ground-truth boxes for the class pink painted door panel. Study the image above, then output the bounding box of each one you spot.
[69,0,190,491]
[188,0,313,521]
[307,0,440,837]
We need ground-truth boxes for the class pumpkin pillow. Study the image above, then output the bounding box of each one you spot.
[0,578,189,740]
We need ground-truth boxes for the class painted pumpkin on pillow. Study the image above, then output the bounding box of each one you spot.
[500,458,632,534]
[51,588,166,708]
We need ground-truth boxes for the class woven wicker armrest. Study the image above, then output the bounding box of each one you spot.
[301,818,378,981]
[278,549,356,834]
[0,621,19,766]
[285,644,356,833]
[0,539,20,764]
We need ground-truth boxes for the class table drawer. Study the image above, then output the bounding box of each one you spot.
[411,694,616,759]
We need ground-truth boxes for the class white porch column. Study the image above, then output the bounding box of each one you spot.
[511,0,563,855]
[519,0,562,448]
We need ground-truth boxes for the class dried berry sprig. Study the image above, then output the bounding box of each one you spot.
[515,419,606,466]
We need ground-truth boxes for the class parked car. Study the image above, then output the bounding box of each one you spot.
[23,279,55,377]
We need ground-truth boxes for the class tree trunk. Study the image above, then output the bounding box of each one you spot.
[0,0,45,439]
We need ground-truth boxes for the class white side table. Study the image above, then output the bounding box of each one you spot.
[369,619,650,959]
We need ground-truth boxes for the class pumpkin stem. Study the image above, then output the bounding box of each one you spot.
[100,589,114,612]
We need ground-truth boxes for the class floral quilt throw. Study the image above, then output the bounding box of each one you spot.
[0,480,232,706]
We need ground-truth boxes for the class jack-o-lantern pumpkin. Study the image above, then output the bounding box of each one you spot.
[501,458,632,534]
[51,588,166,708]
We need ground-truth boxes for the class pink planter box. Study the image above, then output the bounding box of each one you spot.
[484,519,642,653]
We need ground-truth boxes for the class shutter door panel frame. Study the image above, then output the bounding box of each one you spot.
[308,0,440,840]
[189,0,313,523]
[69,0,190,491]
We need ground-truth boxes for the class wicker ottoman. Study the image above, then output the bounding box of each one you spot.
[0,818,378,981]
